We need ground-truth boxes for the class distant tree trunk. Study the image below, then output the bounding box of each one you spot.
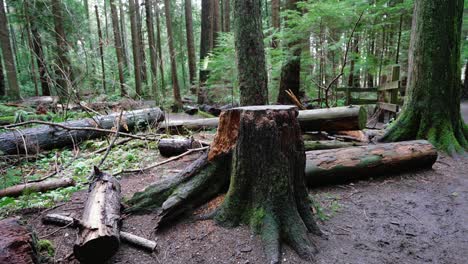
[135,0,148,86]
[0,52,5,97]
[145,0,159,103]
[271,0,280,48]
[223,0,230,32]
[95,5,107,93]
[463,62,468,99]
[381,0,467,153]
[154,0,165,93]
[119,0,130,69]
[164,0,183,109]
[31,27,50,96]
[129,0,142,96]
[103,0,109,39]
[0,0,19,99]
[348,35,360,87]
[199,0,213,87]
[234,0,268,105]
[212,0,222,47]
[277,0,300,104]
[23,1,39,96]
[185,0,197,87]
[395,14,403,64]
[52,0,74,99]
[367,32,375,88]
[110,0,127,96]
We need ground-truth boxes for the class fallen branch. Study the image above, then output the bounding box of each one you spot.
[0,178,75,198]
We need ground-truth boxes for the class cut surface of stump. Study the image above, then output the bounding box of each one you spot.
[211,105,321,263]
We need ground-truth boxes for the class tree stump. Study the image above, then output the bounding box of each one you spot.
[210,105,321,263]
[0,218,38,264]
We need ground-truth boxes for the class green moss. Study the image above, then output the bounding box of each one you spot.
[427,125,463,154]
[357,106,368,130]
[37,239,55,257]
[249,207,266,233]
[359,155,383,167]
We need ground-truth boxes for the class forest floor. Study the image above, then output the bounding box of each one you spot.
[12,105,468,263]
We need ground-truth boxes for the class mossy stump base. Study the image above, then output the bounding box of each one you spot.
[127,105,322,263]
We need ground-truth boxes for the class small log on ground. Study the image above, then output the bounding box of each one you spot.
[305,140,438,186]
[73,167,122,263]
[304,140,364,151]
[0,178,75,198]
[160,106,367,133]
[0,218,38,264]
[42,214,156,252]
[158,138,203,157]
[0,108,164,155]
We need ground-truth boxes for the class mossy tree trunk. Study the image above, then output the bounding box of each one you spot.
[233,0,268,105]
[381,0,468,153]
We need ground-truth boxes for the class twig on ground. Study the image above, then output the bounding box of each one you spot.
[114,146,209,176]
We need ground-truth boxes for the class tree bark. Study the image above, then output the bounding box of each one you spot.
[154,0,165,93]
[135,0,148,85]
[198,0,213,100]
[303,140,364,151]
[164,0,183,109]
[158,137,202,157]
[31,26,51,96]
[234,0,268,105]
[129,0,143,96]
[271,0,280,48]
[212,0,221,47]
[463,61,468,99]
[0,218,38,264]
[0,178,75,198]
[110,0,127,96]
[0,0,19,99]
[73,168,121,263]
[95,5,108,93]
[0,108,165,155]
[118,0,130,69]
[145,0,159,103]
[185,0,197,87]
[0,50,5,97]
[381,0,467,153]
[305,140,438,186]
[223,0,230,32]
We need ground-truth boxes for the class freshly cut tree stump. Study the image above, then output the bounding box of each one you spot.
[305,140,438,186]
[210,105,321,263]
[0,178,75,198]
[158,137,203,157]
[0,108,165,155]
[0,218,38,264]
[73,167,122,263]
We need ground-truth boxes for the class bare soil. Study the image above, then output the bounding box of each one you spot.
[16,108,468,264]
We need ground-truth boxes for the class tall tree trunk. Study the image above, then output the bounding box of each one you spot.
[95,5,107,93]
[164,0,183,109]
[135,0,148,86]
[234,0,268,105]
[199,0,213,87]
[211,0,221,47]
[0,52,5,97]
[223,0,230,32]
[395,14,403,64]
[119,0,130,69]
[367,32,375,88]
[129,0,142,96]
[0,0,19,99]
[23,1,39,96]
[154,0,165,93]
[347,35,360,87]
[104,0,109,39]
[110,0,127,96]
[277,0,300,104]
[381,0,467,153]
[271,0,280,48]
[463,62,468,99]
[185,0,197,88]
[146,0,159,103]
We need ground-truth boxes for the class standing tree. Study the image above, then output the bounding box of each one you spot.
[222,0,230,32]
[129,0,142,96]
[145,0,159,103]
[271,0,280,48]
[381,0,467,153]
[154,0,165,93]
[0,0,19,99]
[95,5,107,93]
[163,0,183,109]
[199,0,213,88]
[110,0,127,96]
[234,0,268,105]
[185,0,197,88]
[119,0,130,69]
[135,0,148,85]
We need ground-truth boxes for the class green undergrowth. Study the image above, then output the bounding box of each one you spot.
[0,137,160,218]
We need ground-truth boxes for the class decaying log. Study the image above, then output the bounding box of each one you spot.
[15,96,59,108]
[158,138,203,157]
[0,218,38,264]
[303,140,364,151]
[42,214,157,252]
[0,108,164,155]
[0,178,75,198]
[305,140,438,186]
[160,106,367,133]
[73,167,122,263]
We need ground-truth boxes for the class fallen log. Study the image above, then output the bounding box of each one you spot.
[73,167,121,263]
[158,138,203,157]
[160,106,366,133]
[42,214,157,252]
[0,178,75,198]
[303,140,364,151]
[0,218,38,264]
[305,140,438,186]
[0,107,164,155]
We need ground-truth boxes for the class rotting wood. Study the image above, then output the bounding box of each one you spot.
[0,178,75,198]
[158,137,203,157]
[0,218,38,264]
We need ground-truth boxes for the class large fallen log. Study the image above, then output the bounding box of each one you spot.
[305,140,438,186]
[160,106,366,133]
[0,108,164,155]
[0,218,38,264]
[42,214,156,252]
[304,140,364,151]
[0,178,75,198]
[73,167,121,263]
[158,137,204,157]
